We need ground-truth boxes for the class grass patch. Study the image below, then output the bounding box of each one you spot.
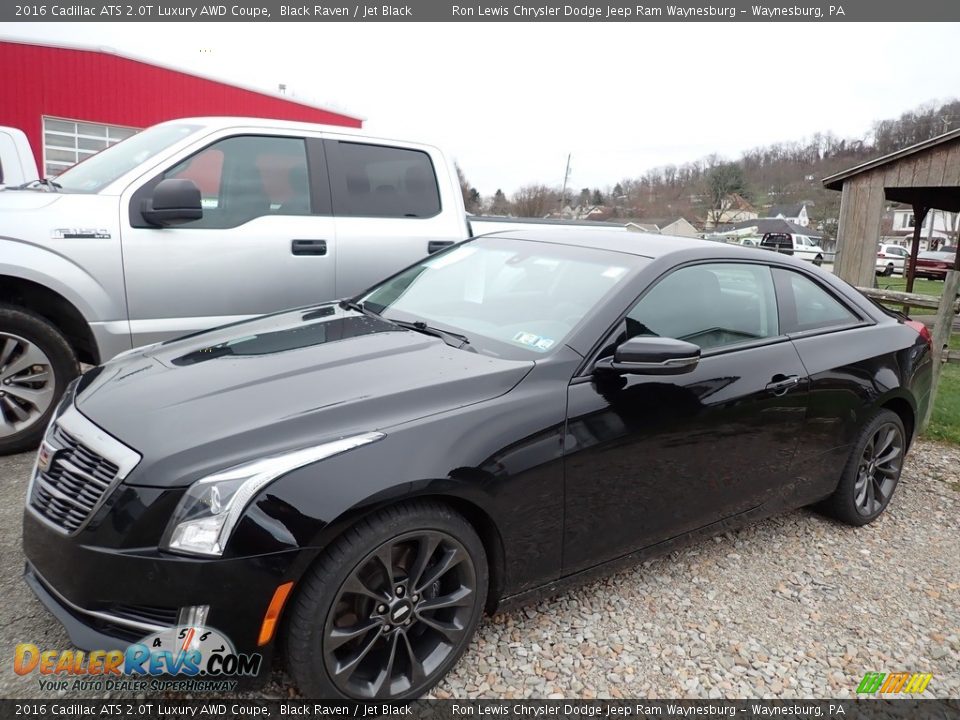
[875,275,946,297]
[869,279,960,443]
[926,363,960,445]
[873,276,947,315]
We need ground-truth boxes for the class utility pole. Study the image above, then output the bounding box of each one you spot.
[559,154,572,215]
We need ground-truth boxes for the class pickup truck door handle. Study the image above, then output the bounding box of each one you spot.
[291,239,327,256]
[766,374,801,395]
[427,240,454,254]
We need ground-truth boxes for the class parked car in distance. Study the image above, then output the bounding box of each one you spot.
[908,248,957,280]
[759,232,825,266]
[23,230,932,700]
[876,243,910,276]
[0,116,627,455]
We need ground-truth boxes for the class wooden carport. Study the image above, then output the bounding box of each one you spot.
[823,129,960,429]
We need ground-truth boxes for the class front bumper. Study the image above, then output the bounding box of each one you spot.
[22,509,309,674]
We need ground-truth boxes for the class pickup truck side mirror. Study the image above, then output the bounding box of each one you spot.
[594,336,701,375]
[141,178,203,227]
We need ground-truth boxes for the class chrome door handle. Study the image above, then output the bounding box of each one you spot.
[766,375,801,395]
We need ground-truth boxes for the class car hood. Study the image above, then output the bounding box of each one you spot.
[74,304,534,487]
[0,188,63,210]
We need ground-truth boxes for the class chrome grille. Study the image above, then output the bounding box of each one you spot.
[28,404,140,534]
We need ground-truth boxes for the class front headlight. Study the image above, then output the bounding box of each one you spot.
[162,432,385,557]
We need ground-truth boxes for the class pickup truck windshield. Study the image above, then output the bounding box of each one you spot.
[54,123,202,193]
[361,237,638,358]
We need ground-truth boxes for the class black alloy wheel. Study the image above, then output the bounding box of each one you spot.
[819,409,906,526]
[853,421,904,517]
[286,503,487,699]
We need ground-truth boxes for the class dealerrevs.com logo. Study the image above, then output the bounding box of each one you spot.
[856,672,933,694]
[14,625,262,692]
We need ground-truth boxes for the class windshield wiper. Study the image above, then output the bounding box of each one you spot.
[338,299,380,318]
[19,178,62,192]
[390,319,472,350]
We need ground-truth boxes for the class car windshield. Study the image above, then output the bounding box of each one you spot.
[361,237,639,358]
[53,123,202,193]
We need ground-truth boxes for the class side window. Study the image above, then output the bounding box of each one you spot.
[164,135,310,229]
[331,141,441,219]
[624,263,779,352]
[775,269,858,333]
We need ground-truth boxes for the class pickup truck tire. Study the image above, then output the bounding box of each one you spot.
[0,305,79,455]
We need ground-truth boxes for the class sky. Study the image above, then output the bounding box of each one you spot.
[7,22,960,195]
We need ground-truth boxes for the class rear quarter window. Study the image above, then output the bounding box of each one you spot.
[775,269,859,333]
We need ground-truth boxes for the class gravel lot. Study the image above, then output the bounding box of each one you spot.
[1,440,958,699]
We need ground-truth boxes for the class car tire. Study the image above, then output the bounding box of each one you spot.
[0,305,79,455]
[818,409,906,526]
[285,501,488,699]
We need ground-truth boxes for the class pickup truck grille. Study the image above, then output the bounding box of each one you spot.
[28,405,140,534]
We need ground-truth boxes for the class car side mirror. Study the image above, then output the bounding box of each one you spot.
[595,336,701,375]
[141,178,203,227]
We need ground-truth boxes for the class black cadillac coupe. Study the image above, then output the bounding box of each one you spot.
[23,230,932,699]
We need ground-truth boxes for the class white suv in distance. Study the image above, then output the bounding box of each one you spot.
[876,243,910,276]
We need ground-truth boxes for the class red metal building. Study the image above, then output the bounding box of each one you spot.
[0,38,363,177]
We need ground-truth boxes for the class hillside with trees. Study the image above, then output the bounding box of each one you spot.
[458,98,960,237]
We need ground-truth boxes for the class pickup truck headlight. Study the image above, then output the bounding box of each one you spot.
[162,432,385,557]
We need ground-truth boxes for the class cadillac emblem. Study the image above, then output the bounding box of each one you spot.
[37,442,54,474]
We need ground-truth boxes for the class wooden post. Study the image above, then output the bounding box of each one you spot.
[905,204,929,294]
[922,266,960,431]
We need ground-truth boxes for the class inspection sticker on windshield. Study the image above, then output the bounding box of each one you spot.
[513,331,555,351]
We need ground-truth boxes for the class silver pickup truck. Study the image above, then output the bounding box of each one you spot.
[0,116,627,453]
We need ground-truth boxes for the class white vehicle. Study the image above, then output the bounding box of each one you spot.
[0,116,628,453]
[759,231,825,266]
[0,126,39,188]
[876,243,910,276]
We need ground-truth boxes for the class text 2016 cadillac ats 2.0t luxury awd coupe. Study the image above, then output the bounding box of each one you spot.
[23,231,932,698]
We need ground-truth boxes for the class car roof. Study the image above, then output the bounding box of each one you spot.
[476,228,779,261]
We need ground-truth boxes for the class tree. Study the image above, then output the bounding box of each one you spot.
[591,189,604,205]
[490,189,511,216]
[512,184,557,218]
[455,163,481,214]
[578,188,591,206]
[704,161,747,228]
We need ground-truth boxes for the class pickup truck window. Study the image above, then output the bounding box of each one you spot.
[163,135,312,229]
[330,141,441,219]
[54,123,200,193]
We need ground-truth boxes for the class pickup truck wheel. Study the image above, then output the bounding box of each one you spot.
[0,305,78,455]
